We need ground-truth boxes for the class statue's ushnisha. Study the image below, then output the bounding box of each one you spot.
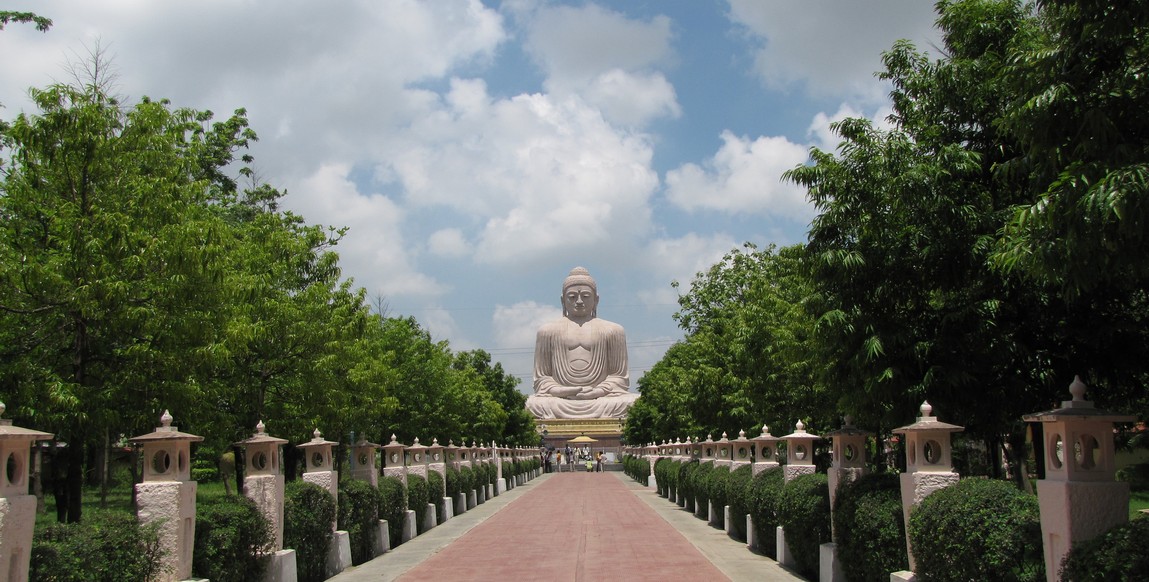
[525,267,638,419]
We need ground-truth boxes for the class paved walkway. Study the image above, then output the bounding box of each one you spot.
[330,472,804,582]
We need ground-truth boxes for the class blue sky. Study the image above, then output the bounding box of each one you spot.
[0,0,942,390]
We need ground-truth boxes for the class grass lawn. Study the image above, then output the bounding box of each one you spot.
[34,479,234,529]
[1131,490,1149,520]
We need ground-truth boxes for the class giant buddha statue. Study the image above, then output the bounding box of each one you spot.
[525,267,639,420]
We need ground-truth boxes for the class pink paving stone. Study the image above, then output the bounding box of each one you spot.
[398,473,730,582]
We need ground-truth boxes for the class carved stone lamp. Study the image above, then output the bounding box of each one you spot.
[1023,376,1135,582]
[750,425,781,476]
[0,402,53,582]
[130,410,203,581]
[892,401,963,572]
[235,421,287,549]
[405,437,428,480]
[382,434,407,485]
[426,438,446,498]
[732,429,752,467]
[715,432,734,468]
[824,416,870,510]
[780,420,820,483]
[298,428,340,531]
[351,437,381,487]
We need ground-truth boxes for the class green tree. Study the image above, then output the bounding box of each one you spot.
[452,349,536,446]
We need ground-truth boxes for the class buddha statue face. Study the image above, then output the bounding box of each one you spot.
[563,283,597,320]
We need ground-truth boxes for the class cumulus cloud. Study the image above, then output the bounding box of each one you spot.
[294,163,446,298]
[636,232,740,305]
[726,0,940,103]
[521,2,679,126]
[664,130,810,218]
[492,300,560,349]
[807,102,897,152]
[382,83,660,266]
[428,228,471,258]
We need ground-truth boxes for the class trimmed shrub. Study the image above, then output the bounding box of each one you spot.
[406,473,431,534]
[446,466,461,498]
[776,472,830,580]
[427,470,445,509]
[1061,516,1149,581]
[459,465,476,495]
[691,461,715,512]
[378,476,407,548]
[678,460,700,508]
[31,510,167,581]
[193,495,274,582]
[284,480,336,582]
[833,472,907,582]
[908,477,1043,582]
[726,464,754,540]
[705,464,731,528]
[338,479,381,565]
[749,467,784,558]
[656,458,679,498]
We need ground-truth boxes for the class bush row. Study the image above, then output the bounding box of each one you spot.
[626,456,1096,582]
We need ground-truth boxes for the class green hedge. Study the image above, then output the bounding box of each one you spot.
[427,470,446,519]
[284,480,336,582]
[678,460,700,509]
[338,479,382,565]
[691,461,715,513]
[1061,516,1149,580]
[705,464,731,528]
[623,455,650,486]
[378,476,407,548]
[749,467,784,558]
[406,473,431,534]
[193,495,274,582]
[776,472,830,579]
[833,472,907,582]
[655,458,679,498]
[726,464,754,540]
[31,510,166,582]
[446,466,461,498]
[460,465,475,495]
[908,478,1043,582]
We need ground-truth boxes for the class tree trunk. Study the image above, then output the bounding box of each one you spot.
[65,443,84,523]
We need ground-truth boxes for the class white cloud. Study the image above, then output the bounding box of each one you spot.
[807,102,898,152]
[492,300,560,349]
[637,232,740,305]
[428,228,471,258]
[522,3,679,126]
[382,85,660,266]
[726,0,940,103]
[664,130,810,218]
[294,163,445,298]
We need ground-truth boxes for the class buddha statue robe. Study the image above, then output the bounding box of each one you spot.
[525,314,639,420]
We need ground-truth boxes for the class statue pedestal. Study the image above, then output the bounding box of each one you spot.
[537,418,624,448]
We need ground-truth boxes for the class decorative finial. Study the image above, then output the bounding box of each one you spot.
[795,419,805,431]
[762,424,770,436]
[721,431,728,440]
[0,402,5,417]
[1070,376,1087,401]
[413,437,421,445]
[313,428,322,440]
[432,437,439,445]
[161,410,173,427]
[739,429,746,439]
[920,401,933,418]
[390,433,398,444]
[844,415,854,427]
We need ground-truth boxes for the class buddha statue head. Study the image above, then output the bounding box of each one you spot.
[562,266,598,320]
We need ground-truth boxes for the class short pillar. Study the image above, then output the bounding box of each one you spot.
[893,401,963,573]
[0,403,53,582]
[750,425,781,476]
[235,421,288,550]
[130,410,202,582]
[1023,376,1135,582]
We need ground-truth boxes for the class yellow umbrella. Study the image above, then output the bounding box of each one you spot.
[567,435,598,443]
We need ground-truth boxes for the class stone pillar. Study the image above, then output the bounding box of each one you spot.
[820,417,870,582]
[426,438,448,522]
[495,445,506,494]
[130,410,202,582]
[0,403,52,582]
[1023,377,1135,582]
[647,443,659,490]
[715,432,735,469]
[750,425,781,476]
[775,420,820,568]
[892,402,963,574]
[297,429,351,578]
[381,434,407,487]
[235,421,288,550]
[350,438,381,488]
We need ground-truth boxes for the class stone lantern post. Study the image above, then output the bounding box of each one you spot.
[892,401,963,575]
[130,410,203,582]
[297,429,351,577]
[0,403,52,582]
[780,420,820,483]
[732,430,752,468]
[235,421,288,549]
[715,432,734,469]
[691,436,704,461]
[750,425,781,476]
[350,437,381,487]
[426,438,446,498]
[1023,376,1136,582]
[776,420,820,568]
[824,416,870,515]
[381,434,407,486]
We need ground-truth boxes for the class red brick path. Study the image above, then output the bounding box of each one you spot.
[398,472,730,582]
